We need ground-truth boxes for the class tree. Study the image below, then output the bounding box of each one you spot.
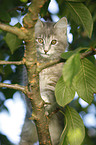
[0,0,96,145]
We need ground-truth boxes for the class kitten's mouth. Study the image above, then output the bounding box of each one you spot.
[41,53,50,58]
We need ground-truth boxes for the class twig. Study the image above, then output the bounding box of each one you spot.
[37,49,96,73]
[37,59,60,72]
[0,83,27,94]
[80,47,96,59]
[0,22,28,40]
[8,6,25,13]
[48,107,60,118]
[80,49,96,59]
[0,60,24,65]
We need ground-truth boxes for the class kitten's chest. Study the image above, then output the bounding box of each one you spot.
[39,63,64,103]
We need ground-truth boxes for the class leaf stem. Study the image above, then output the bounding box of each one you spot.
[80,49,96,59]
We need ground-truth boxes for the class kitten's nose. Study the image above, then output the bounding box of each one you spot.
[44,50,48,54]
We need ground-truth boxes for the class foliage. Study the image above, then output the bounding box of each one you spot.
[0,133,14,145]
[60,106,85,145]
[0,0,96,145]
[5,23,22,54]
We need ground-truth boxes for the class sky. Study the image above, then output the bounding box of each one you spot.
[0,92,25,144]
[0,0,96,144]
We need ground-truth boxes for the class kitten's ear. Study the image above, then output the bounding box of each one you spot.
[54,17,67,29]
[35,19,44,28]
[35,19,44,35]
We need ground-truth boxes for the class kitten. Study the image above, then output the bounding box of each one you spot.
[35,17,67,62]
[20,17,68,145]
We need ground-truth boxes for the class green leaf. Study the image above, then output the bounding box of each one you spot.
[63,53,81,86]
[60,106,85,145]
[87,56,95,64]
[75,47,90,53]
[73,58,96,104]
[0,133,14,145]
[0,65,3,74]
[65,2,93,37]
[5,23,22,54]
[55,76,75,107]
[20,0,28,2]
[59,111,68,145]
[61,51,75,59]
[0,9,11,22]
[60,131,68,145]
[40,0,51,17]
[61,47,89,60]
[66,0,86,2]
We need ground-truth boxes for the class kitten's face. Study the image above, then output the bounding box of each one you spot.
[36,33,58,58]
[35,17,68,61]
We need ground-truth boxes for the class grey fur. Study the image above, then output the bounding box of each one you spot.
[35,17,67,62]
[20,17,68,145]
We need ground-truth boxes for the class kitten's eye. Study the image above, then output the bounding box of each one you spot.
[38,38,44,44]
[51,40,57,45]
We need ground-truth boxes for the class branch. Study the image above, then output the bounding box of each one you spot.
[0,22,29,40]
[0,60,24,65]
[37,48,96,73]
[37,59,60,72]
[80,48,96,59]
[23,0,48,28]
[0,83,27,94]
[23,0,52,144]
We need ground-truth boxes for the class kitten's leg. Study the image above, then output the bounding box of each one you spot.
[19,117,38,145]
[41,91,64,145]
[39,63,64,145]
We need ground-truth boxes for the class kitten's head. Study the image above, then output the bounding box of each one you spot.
[35,17,68,62]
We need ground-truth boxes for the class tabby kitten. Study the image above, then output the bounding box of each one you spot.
[20,17,68,145]
[35,17,67,62]
[35,17,68,145]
